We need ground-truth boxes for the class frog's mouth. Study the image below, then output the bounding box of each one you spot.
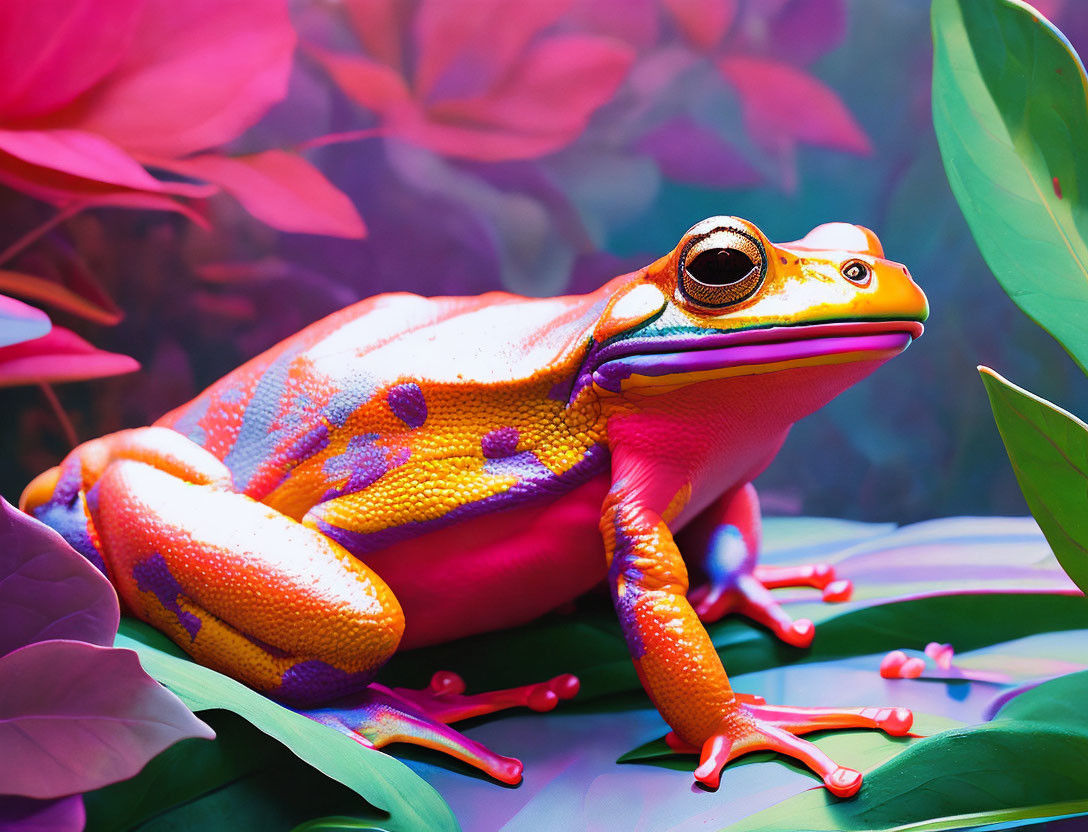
[584,320,924,394]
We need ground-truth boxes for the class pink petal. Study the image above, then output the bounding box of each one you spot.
[0,326,140,387]
[0,128,170,192]
[343,0,411,72]
[155,151,366,239]
[0,640,213,799]
[0,497,119,657]
[305,45,412,113]
[0,150,214,224]
[422,34,634,160]
[0,0,142,120]
[718,56,871,155]
[72,0,296,157]
[664,0,737,51]
[0,294,50,348]
[412,0,570,101]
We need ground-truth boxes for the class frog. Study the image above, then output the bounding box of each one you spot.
[21,216,927,797]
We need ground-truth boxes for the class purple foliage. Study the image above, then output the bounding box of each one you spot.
[0,499,213,828]
[0,499,118,656]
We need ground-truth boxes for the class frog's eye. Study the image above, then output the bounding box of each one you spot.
[841,260,871,284]
[679,230,766,308]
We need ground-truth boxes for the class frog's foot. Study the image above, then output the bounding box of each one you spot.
[386,671,580,723]
[690,563,852,648]
[665,698,913,797]
[690,573,816,648]
[302,672,579,785]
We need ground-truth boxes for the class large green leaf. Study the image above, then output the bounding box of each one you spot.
[84,712,393,832]
[932,0,1088,372]
[981,367,1088,593]
[114,622,458,832]
[721,670,1088,832]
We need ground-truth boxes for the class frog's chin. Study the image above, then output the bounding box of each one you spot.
[589,320,924,395]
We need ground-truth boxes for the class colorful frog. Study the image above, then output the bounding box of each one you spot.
[22,217,927,797]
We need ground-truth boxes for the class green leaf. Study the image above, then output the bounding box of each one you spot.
[114,620,458,832]
[84,711,271,831]
[980,367,1088,593]
[932,0,1088,373]
[291,816,393,832]
[720,671,1088,832]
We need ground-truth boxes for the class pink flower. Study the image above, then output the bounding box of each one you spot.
[306,0,635,162]
[571,0,871,190]
[0,0,364,238]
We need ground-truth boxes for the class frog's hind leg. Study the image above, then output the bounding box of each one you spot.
[303,671,580,785]
[24,428,406,705]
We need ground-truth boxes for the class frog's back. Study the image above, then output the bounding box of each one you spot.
[157,289,612,524]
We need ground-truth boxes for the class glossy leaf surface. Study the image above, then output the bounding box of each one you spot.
[0,497,118,656]
[114,623,458,832]
[932,0,1088,372]
[0,640,213,800]
[981,367,1088,593]
[722,671,1088,832]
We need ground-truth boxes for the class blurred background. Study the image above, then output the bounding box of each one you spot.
[2,0,1087,523]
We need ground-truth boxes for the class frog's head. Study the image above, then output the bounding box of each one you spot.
[581,216,927,399]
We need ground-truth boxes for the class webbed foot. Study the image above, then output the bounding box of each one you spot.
[690,562,852,648]
[301,671,579,785]
[665,697,912,797]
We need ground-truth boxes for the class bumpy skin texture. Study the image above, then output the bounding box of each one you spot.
[22,217,928,795]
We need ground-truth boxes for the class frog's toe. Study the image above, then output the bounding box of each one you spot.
[387,671,580,723]
[671,697,912,797]
[732,573,815,648]
[302,685,525,785]
[754,563,854,603]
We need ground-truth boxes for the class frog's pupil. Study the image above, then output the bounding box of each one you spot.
[687,248,755,286]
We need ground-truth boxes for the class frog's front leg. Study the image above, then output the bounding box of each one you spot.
[681,483,852,648]
[601,485,911,796]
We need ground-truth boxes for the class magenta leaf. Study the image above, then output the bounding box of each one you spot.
[0,325,139,387]
[74,0,296,158]
[718,56,872,155]
[0,498,118,657]
[411,0,567,101]
[0,294,50,348]
[0,0,142,121]
[0,640,214,800]
[153,151,366,239]
[0,795,84,832]
[0,128,178,193]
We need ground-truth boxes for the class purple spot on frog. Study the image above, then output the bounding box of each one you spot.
[33,491,107,576]
[133,553,202,641]
[275,659,372,706]
[321,434,409,500]
[285,422,330,463]
[484,451,550,480]
[481,427,519,459]
[387,383,427,428]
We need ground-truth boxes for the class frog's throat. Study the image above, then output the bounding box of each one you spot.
[584,319,924,395]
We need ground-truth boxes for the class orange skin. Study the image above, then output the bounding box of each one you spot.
[23,217,927,795]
